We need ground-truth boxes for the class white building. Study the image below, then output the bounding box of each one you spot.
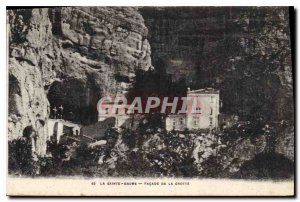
[48,119,81,142]
[165,88,220,131]
[98,100,142,129]
[98,88,220,132]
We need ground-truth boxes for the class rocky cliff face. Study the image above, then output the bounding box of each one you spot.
[8,7,153,155]
[140,7,294,160]
[140,7,293,119]
[8,7,294,163]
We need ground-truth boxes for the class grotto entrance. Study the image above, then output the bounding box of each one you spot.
[22,125,37,154]
[47,79,101,125]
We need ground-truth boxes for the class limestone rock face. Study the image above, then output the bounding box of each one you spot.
[8,7,153,155]
[8,8,53,156]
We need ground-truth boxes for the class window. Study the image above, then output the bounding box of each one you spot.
[209,117,213,126]
[210,96,214,103]
[105,108,109,114]
[196,107,201,114]
[210,107,213,115]
[192,105,196,113]
[193,117,199,126]
[116,108,119,114]
[179,117,184,125]
[172,119,176,130]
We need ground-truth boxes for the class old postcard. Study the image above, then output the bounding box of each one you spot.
[7,6,294,196]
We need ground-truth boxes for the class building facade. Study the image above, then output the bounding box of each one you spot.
[165,88,220,131]
[48,119,81,142]
[98,88,220,131]
[98,101,141,130]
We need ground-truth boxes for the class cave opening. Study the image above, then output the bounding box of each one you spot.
[47,79,101,125]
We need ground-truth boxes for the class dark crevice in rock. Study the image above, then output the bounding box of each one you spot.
[15,57,36,66]
[48,8,62,35]
[7,9,32,44]
[9,74,21,96]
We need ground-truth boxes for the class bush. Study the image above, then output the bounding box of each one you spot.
[234,152,294,179]
[8,138,37,176]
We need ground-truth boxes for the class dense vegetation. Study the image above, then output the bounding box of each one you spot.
[9,117,294,179]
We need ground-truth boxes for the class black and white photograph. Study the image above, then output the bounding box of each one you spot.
[6,6,295,196]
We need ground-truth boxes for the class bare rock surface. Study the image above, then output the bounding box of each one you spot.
[8,7,153,155]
